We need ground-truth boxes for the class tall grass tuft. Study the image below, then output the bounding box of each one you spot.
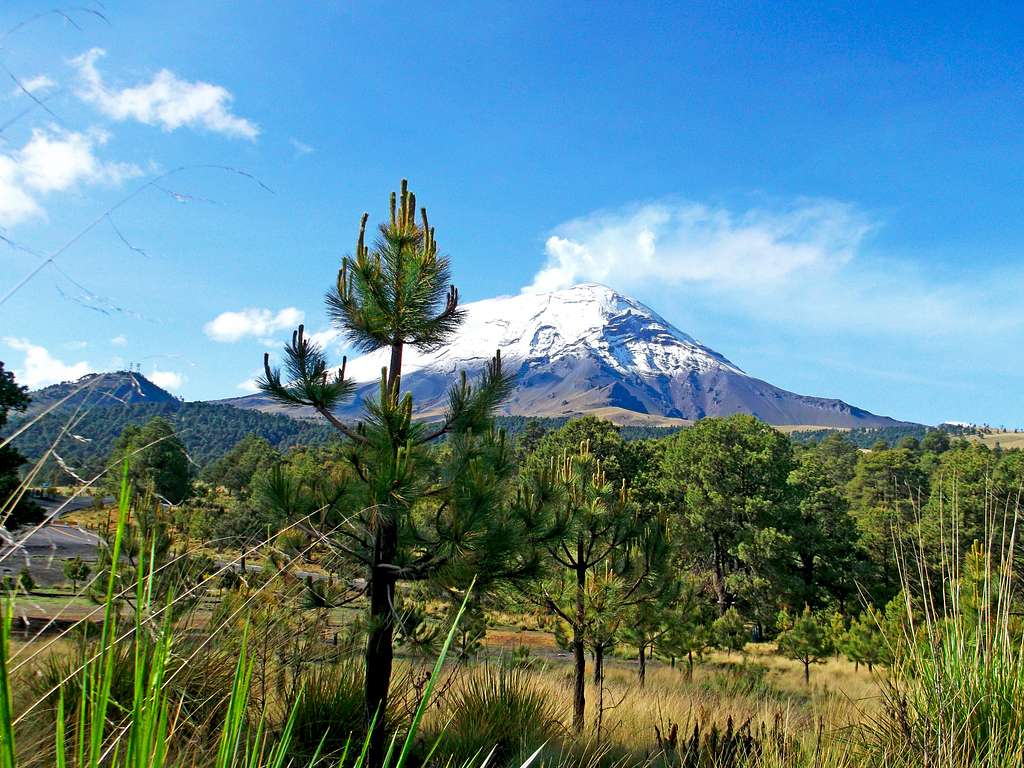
[427,662,563,767]
[865,495,1024,767]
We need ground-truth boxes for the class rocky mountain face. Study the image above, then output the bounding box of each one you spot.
[223,284,905,428]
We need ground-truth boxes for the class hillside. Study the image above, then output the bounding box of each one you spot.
[6,374,336,485]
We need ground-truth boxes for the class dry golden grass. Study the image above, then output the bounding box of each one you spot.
[421,637,880,758]
[969,431,1024,449]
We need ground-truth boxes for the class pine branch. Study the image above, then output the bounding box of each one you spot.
[258,324,366,443]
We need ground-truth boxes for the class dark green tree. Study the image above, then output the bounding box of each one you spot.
[200,434,280,495]
[921,429,951,455]
[841,605,886,672]
[259,180,528,766]
[787,449,861,610]
[107,417,191,504]
[660,415,794,614]
[63,557,91,592]
[712,606,748,655]
[0,361,44,529]
[525,416,629,484]
[846,447,926,600]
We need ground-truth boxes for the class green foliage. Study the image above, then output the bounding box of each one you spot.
[200,434,280,494]
[105,417,191,504]
[786,449,861,609]
[284,661,371,764]
[660,415,794,614]
[257,180,528,765]
[712,607,748,655]
[62,558,91,592]
[524,416,629,483]
[9,400,337,486]
[0,362,43,530]
[846,446,927,601]
[842,606,887,671]
[519,432,645,729]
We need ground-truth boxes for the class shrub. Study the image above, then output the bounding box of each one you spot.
[285,661,369,765]
[429,663,563,767]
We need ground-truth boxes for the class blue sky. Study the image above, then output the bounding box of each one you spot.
[1,1,1022,427]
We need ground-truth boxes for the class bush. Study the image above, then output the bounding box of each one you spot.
[286,661,369,765]
[429,663,563,767]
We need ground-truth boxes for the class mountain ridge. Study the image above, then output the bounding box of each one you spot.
[224,283,907,429]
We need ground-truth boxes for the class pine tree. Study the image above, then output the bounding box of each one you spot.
[656,578,714,678]
[842,605,885,671]
[258,180,527,766]
[712,607,748,655]
[776,604,834,685]
[518,438,645,733]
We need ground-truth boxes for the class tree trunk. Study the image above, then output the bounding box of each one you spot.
[387,342,404,394]
[365,522,398,768]
[712,536,727,615]
[638,644,647,688]
[687,650,694,680]
[803,660,810,686]
[572,553,586,733]
[593,645,604,685]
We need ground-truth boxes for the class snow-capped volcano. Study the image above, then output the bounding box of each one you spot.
[224,283,903,428]
[343,283,742,382]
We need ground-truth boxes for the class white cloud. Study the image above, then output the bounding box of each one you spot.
[236,377,260,393]
[148,368,185,391]
[307,327,339,349]
[527,197,1024,339]
[203,307,304,342]
[526,199,870,294]
[289,138,315,157]
[110,334,128,346]
[12,74,56,97]
[0,126,142,227]
[72,48,259,140]
[3,337,90,388]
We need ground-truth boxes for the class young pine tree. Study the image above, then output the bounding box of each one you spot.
[518,440,644,733]
[776,604,834,685]
[259,181,528,766]
[842,605,886,672]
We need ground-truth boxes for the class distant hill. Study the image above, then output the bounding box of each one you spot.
[6,372,336,485]
[20,371,179,419]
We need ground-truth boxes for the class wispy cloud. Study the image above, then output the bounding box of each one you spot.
[526,199,871,294]
[526,197,1024,338]
[236,377,260,393]
[3,337,89,388]
[203,307,304,342]
[71,48,260,140]
[0,126,142,227]
[289,138,315,157]
[11,74,56,97]
[110,334,128,346]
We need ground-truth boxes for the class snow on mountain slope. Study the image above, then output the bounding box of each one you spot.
[223,283,905,428]
[343,283,741,381]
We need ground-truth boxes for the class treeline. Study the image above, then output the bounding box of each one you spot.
[790,422,977,448]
